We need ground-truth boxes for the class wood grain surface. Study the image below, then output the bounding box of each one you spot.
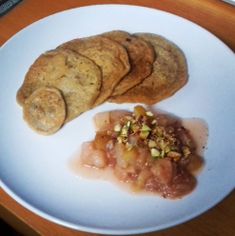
[0,0,235,236]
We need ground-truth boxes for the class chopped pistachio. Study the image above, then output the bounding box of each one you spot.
[141,124,151,132]
[167,151,182,159]
[146,111,154,117]
[168,136,177,144]
[151,119,157,125]
[113,105,193,163]
[151,148,160,157]
[155,126,164,136]
[164,146,171,153]
[126,120,131,128]
[159,139,167,150]
[117,136,123,143]
[161,150,165,158]
[131,123,139,133]
[182,146,191,157]
[170,145,178,151]
[140,130,150,139]
[148,140,157,148]
[122,136,128,143]
[120,126,128,136]
[114,123,122,132]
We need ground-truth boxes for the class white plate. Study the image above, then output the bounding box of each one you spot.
[0,4,235,235]
[222,0,235,6]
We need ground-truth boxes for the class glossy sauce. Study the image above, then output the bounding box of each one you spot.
[69,113,208,198]
[182,119,208,174]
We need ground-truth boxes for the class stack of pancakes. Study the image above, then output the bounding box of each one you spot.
[16,31,188,135]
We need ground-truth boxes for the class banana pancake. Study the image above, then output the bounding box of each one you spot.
[23,87,66,135]
[102,30,155,96]
[58,35,130,106]
[17,49,102,122]
[109,33,188,104]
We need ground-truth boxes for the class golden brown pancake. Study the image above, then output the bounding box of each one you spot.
[58,35,130,106]
[109,33,188,104]
[23,87,66,135]
[17,49,102,122]
[102,30,155,96]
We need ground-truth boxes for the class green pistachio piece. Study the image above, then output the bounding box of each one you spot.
[161,150,165,158]
[164,146,171,153]
[140,130,150,139]
[114,123,122,132]
[151,119,157,125]
[141,124,151,132]
[131,123,139,133]
[148,140,157,148]
[167,151,182,161]
[151,148,160,157]
[146,111,154,117]
[126,120,131,128]
[182,146,191,157]
[121,126,128,137]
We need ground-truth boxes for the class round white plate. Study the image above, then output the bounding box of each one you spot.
[0,4,235,235]
[222,0,235,6]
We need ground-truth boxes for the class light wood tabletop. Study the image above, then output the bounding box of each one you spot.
[0,0,235,236]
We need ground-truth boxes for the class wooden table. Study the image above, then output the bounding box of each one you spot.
[0,1,235,235]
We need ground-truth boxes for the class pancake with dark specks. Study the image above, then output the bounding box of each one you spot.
[16,31,189,135]
[102,30,155,96]
[109,33,188,104]
[17,49,102,122]
[58,35,130,106]
[23,87,66,135]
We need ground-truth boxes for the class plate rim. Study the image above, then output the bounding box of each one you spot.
[0,4,235,235]
[1,3,234,55]
[2,178,233,235]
